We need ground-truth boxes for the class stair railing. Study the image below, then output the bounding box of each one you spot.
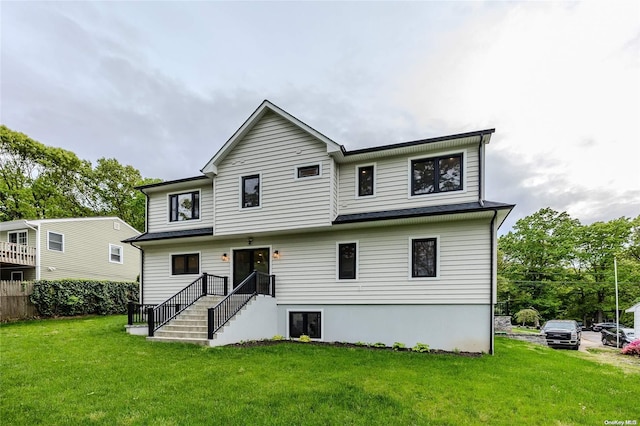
[148,272,228,337]
[207,270,275,339]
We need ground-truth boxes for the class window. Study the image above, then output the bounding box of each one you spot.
[109,244,123,264]
[48,232,64,252]
[357,165,375,197]
[242,175,260,208]
[289,311,321,339]
[171,253,200,275]
[8,231,27,246]
[169,191,200,222]
[297,164,320,179]
[411,153,463,195]
[412,238,437,278]
[338,242,357,280]
[11,271,23,281]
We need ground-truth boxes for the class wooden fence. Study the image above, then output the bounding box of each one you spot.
[0,281,37,321]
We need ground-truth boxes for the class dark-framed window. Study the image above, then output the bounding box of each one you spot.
[411,154,462,195]
[297,165,320,178]
[338,242,357,280]
[47,232,64,252]
[171,253,199,275]
[289,311,321,339]
[169,191,200,222]
[358,165,374,197]
[242,175,260,208]
[412,238,437,278]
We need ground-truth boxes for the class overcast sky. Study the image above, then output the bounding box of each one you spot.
[1,1,639,232]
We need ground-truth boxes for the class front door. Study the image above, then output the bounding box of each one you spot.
[233,248,270,287]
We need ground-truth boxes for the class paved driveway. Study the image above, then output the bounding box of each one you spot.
[580,331,604,351]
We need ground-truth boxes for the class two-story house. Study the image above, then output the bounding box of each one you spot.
[124,100,514,353]
[0,217,140,282]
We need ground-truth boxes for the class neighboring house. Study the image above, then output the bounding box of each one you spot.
[0,217,141,282]
[625,302,640,340]
[124,100,514,353]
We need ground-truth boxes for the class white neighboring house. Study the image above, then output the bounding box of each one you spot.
[625,302,640,340]
[0,217,140,282]
[124,100,514,353]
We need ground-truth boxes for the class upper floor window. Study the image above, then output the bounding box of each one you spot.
[338,242,357,280]
[169,191,200,222]
[8,230,27,246]
[357,165,375,197]
[171,253,199,275]
[411,154,463,196]
[242,174,260,208]
[411,238,437,278]
[48,231,64,252]
[297,164,320,179]
[109,244,123,264]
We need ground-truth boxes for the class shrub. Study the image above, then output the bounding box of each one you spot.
[30,280,138,317]
[412,343,430,353]
[621,340,640,356]
[392,342,406,351]
[372,342,386,348]
[299,335,311,343]
[272,335,284,341]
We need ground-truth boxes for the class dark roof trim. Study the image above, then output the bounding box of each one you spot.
[343,128,496,156]
[136,175,211,190]
[332,201,514,225]
[122,227,213,243]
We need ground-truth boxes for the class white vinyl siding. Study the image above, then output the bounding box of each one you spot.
[140,218,491,305]
[146,183,213,232]
[214,111,332,235]
[337,144,479,214]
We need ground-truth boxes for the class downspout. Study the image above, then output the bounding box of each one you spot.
[24,221,40,280]
[489,209,498,355]
[478,134,485,207]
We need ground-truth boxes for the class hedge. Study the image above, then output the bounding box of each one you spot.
[30,280,139,317]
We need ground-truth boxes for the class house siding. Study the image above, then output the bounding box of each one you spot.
[337,143,479,215]
[146,182,214,233]
[213,111,332,235]
[37,219,140,282]
[140,218,491,305]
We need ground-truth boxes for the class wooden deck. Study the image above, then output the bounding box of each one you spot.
[0,241,36,266]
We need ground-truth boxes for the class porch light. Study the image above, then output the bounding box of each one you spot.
[273,250,280,260]
[221,253,229,262]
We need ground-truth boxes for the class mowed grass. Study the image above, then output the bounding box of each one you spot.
[1,316,638,425]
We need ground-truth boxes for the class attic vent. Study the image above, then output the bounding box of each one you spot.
[113,222,121,230]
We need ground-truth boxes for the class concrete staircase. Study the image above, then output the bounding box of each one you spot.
[147,295,223,345]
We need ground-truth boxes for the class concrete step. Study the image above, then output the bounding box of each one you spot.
[154,329,207,339]
[147,336,209,346]
[160,324,208,333]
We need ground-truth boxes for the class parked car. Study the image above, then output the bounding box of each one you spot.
[540,320,581,350]
[601,327,636,348]
[591,322,620,332]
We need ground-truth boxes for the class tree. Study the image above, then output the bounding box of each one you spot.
[514,308,540,327]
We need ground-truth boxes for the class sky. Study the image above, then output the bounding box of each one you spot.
[1,1,639,233]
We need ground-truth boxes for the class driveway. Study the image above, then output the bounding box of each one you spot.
[580,331,603,352]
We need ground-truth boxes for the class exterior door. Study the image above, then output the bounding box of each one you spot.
[233,248,270,287]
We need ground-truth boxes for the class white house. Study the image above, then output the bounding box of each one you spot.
[625,302,640,339]
[124,100,514,353]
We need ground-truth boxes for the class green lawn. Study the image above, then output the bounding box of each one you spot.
[1,316,638,425]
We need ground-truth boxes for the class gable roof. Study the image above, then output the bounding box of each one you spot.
[201,100,343,176]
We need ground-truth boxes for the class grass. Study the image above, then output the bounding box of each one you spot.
[1,316,639,425]
[511,326,541,334]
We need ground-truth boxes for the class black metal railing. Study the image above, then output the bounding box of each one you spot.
[207,270,275,339]
[148,272,228,336]
[127,302,157,325]
[494,301,511,316]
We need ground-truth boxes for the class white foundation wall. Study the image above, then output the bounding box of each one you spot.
[209,296,278,346]
[277,304,492,353]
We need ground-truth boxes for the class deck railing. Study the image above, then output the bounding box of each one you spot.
[207,270,275,339]
[0,241,36,266]
[148,273,228,336]
[127,302,157,325]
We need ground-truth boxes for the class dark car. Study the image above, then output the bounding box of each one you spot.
[541,320,581,350]
[601,327,636,348]
[591,322,620,332]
